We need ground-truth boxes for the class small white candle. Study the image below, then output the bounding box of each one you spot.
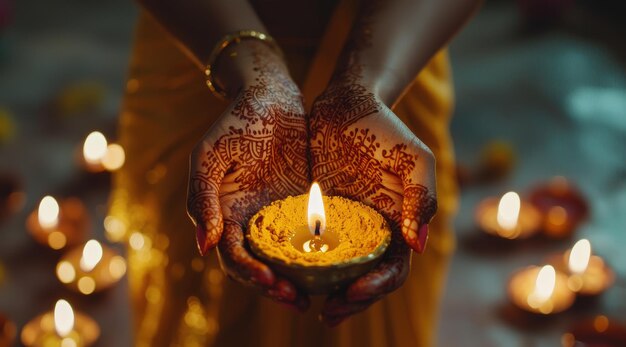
[497,191,521,231]
[38,196,59,230]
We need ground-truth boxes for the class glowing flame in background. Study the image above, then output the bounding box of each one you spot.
[38,196,60,229]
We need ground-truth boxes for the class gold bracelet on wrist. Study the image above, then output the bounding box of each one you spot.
[205,30,282,100]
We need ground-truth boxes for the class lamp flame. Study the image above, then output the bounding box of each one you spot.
[568,239,591,275]
[80,240,103,272]
[38,196,60,229]
[307,183,326,236]
[83,131,108,165]
[54,299,74,337]
[497,192,520,230]
[532,265,556,303]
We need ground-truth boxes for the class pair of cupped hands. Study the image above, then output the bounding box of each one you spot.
[187,42,437,326]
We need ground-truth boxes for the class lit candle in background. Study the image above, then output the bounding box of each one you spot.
[54,300,75,345]
[508,264,574,314]
[56,239,126,295]
[548,238,615,296]
[79,240,103,273]
[527,265,556,310]
[26,196,88,250]
[21,299,99,347]
[496,191,521,236]
[82,131,108,172]
[38,196,59,230]
[477,191,541,239]
[568,239,591,275]
[80,131,125,172]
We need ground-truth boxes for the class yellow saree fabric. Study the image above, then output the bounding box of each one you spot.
[109,4,458,347]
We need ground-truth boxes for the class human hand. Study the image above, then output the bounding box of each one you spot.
[309,70,438,325]
[187,42,309,311]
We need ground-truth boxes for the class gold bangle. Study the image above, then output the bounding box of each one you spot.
[205,30,282,100]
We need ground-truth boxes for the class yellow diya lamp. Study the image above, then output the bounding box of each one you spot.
[247,183,391,294]
[56,239,127,295]
[476,191,542,239]
[21,299,100,347]
[79,131,126,173]
[26,196,89,250]
[507,265,575,314]
[547,239,614,296]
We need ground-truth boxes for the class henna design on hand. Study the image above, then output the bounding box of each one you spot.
[312,3,438,321]
[187,43,309,306]
[311,75,436,323]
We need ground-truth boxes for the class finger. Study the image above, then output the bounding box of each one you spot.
[321,294,376,327]
[345,244,410,302]
[218,221,309,309]
[218,221,275,287]
[321,240,410,326]
[265,277,310,312]
[187,149,229,255]
[394,144,437,253]
[400,185,437,253]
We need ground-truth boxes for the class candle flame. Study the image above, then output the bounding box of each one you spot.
[532,265,556,304]
[497,192,520,230]
[83,131,108,164]
[568,239,591,275]
[54,299,74,337]
[80,240,103,272]
[307,182,326,236]
[38,196,60,229]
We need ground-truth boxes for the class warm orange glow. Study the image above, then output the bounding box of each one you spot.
[108,255,127,279]
[56,261,76,283]
[48,231,67,250]
[83,131,108,165]
[54,299,74,337]
[80,240,103,272]
[102,143,125,171]
[307,182,326,236]
[78,277,96,295]
[496,192,520,230]
[528,265,556,308]
[38,196,60,229]
[568,239,591,275]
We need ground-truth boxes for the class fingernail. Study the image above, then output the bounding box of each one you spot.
[196,225,208,256]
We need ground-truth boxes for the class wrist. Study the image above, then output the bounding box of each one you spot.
[330,63,409,107]
[212,40,288,98]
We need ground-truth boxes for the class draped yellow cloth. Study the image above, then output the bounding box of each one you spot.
[110,4,458,346]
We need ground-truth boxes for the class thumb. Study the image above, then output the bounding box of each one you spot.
[187,154,228,255]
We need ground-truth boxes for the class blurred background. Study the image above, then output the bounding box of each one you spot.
[0,0,624,346]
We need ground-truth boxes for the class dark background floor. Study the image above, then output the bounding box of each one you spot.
[1,1,625,346]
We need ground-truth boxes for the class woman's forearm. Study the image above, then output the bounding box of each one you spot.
[336,0,482,106]
[136,0,267,68]
[136,0,285,95]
